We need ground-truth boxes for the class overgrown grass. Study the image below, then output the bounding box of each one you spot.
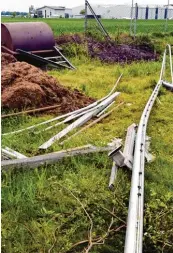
[1,34,173,253]
[2,17,173,35]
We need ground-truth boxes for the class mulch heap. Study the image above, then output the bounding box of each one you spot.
[55,34,158,63]
[1,53,95,113]
[1,52,17,69]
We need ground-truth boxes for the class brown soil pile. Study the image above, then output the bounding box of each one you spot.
[1,60,95,113]
[1,53,17,69]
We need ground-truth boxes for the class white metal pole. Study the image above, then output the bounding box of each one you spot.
[85,0,88,33]
[130,0,134,36]
[165,0,170,32]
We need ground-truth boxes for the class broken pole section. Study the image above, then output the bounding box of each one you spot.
[1,147,27,160]
[39,92,120,149]
[60,102,124,145]
[85,0,111,40]
[1,145,113,171]
[109,162,118,190]
[108,123,137,189]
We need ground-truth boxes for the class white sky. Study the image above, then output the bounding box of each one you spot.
[1,0,171,12]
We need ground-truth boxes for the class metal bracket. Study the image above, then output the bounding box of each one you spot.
[123,123,137,169]
[109,123,137,170]
[108,145,125,167]
[108,123,137,190]
[145,136,155,163]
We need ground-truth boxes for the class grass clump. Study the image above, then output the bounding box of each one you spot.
[2,156,129,253]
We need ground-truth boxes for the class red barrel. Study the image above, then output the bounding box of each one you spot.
[1,22,55,52]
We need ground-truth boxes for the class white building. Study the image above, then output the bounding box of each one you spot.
[36,6,72,18]
[65,8,73,18]
[72,4,173,20]
[72,14,85,19]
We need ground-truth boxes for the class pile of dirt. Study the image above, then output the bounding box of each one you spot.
[1,53,17,69]
[1,60,95,113]
[55,34,158,63]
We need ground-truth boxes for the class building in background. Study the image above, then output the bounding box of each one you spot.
[65,8,72,18]
[36,6,72,18]
[72,4,173,19]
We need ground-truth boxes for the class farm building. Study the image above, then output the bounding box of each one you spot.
[36,6,72,18]
[72,4,173,19]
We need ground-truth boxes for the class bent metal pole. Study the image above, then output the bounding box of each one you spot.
[124,48,166,253]
[39,92,120,149]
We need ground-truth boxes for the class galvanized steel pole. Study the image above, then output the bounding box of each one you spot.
[124,49,166,253]
[85,0,88,34]
[165,0,170,32]
[130,0,134,36]
[39,92,120,149]
[134,3,138,36]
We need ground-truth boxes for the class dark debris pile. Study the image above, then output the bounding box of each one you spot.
[55,34,158,63]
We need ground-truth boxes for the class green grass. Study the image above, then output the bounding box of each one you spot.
[1,29,173,252]
[2,17,173,35]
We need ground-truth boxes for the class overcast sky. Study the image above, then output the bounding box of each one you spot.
[1,0,170,12]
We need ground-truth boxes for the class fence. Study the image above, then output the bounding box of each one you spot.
[130,1,173,36]
[84,0,173,37]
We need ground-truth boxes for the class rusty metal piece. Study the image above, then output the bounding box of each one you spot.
[1,104,61,118]
[1,45,18,55]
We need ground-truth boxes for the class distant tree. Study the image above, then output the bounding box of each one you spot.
[12,12,16,18]
[29,5,35,14]
[80,9,85,15]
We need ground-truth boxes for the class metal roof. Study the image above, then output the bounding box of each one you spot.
[37,6,65,10]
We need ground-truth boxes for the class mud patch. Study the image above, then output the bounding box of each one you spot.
[1,59,95,113]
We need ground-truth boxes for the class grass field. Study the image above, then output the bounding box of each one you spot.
[1,18,173,253]
[2,17,173,35]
